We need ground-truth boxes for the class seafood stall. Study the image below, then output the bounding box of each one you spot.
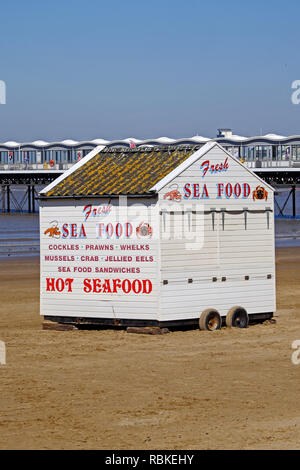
[38,142,276,330]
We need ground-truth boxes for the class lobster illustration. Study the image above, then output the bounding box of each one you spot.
[253,185,268,201]
[44,225,61,238]
[164,189,182,201]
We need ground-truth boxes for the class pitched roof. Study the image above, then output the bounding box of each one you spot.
[42,147,196,198]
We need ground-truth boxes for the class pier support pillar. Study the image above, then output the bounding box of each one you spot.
[31,185,35,213]
[27,185,31,213]
[1,185,5,213]
[6,185,10,213]
[292,185,296,218]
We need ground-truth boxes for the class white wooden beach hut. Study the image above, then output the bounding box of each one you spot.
[39,142,276,330]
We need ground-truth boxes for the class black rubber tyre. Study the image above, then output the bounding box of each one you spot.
[199,309,222,331]
[226,306,249,328]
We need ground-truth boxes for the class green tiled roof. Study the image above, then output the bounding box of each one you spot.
[44,148,195,197]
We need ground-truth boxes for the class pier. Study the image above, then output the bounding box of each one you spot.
[0,169,63,213]
[1,132,300,216]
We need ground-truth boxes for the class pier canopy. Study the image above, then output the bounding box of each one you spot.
[1,131,300,171]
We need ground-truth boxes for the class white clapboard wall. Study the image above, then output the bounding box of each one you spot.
[157,144,275,321]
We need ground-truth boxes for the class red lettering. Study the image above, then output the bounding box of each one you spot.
[217,183,224,198]
[126,223,133,238]
[102,279,112,293]
[112,279,121,293]
[243,183,250,198]
[55,278,64,292]
[97,223,105,238]
[61,224,69,238]
[81,278,152,294]
[193,183,200,198]
[116,223,122,238]
[83,204,92,221]
[93,279,102,293]
[142,279,152,294]
[70,224,77,238]
[201,184,209,199]
[184,183,191,198]
[201,158,228,178]
[83,279,92,293]
[106,223,113,238]
[225,183,233,198]
[122,279,131,293]
[201,160,209,177]
[79,224,87,238]
[64,278,74,292]
[46,278,55,291]
[234,183,241,198]
[132,279,142,294]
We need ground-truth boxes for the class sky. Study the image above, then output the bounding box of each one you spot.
[0,0,299,142]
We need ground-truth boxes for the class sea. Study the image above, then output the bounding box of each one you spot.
[0,188,300,257]
[0,213,40,257]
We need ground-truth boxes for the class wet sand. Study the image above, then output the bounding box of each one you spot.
[0,249,300,449]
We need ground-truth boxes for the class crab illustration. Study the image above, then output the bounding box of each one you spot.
[136,222,153,238]
[44,226,61,238]
[253,185,268,201]
[164,189,182,201]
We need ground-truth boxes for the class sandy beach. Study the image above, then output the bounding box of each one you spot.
[0,248,300,449]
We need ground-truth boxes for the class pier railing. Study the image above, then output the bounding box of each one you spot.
[0,160,295,172]
[0,162,74,171]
